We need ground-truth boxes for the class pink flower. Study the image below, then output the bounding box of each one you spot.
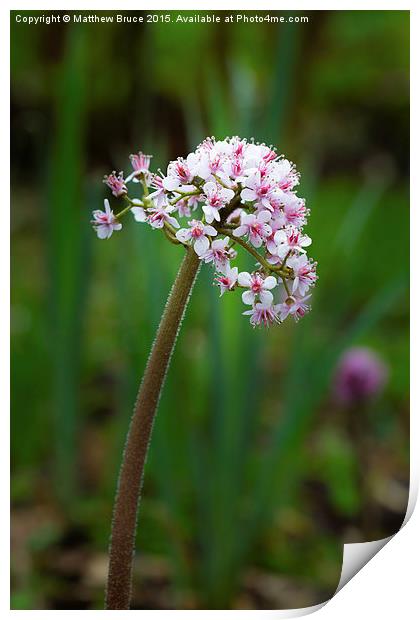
[228,156,246,180]
[215,265,238,295]
[103,171,127,197]
[91,199,122,239]
[164,153,200,189]
[200,237,236,270]
[198,137,215,152]
[278,294,311,322]
[173,194,201,218]
[265,216,286,254]
[238,271,278,305]
[262,146,278,163]
[269,159,299,190]
[148,205,180,230]
[126,151,152,182]
[287,255,317,295]
[174,198,192,218]
[197,151,225,180]
[173,159,194,183]
[240,171,276,210]
[283,196,307,227]
[270,193,307,229]
[176,219,217,255]
[266,252,282,266]
[233,210,272,248]
[334,348,388,406]
[274,225,312,258]
[231,137,246,157]
[243,301,281,328]
[202,181,235,223]
[147,174,167,207]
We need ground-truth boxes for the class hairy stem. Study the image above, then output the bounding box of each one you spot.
[106,247,201,609]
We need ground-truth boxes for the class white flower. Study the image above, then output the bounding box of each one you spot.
[103,172,127,197]
[91,199,122,239]
[215,265,238,295]
[243,300,281,327]
[278,293,312,322]
[233,210,272,248]
[287,255,317,296]
[274,225,312,258]
[240,171,276,210]
[195,149,226,180]
[202,181,235,223]
[148,205,180,229]
[282,195,307,227]
[268,158,299,190]
[147,174,167,207]
[200,237,236,270]
[164,153,203,190]
[238,271,278,305]
[125,152,152,183]
[176,219,217,255]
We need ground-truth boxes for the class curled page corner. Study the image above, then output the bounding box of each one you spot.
[335,535,393,594]
[272,481,416,619]
[275,535,397,618]
[334,478,416,596]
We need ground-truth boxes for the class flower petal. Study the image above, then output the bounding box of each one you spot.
[131,207,147,222]
[163,176,180,191]
[257,210,271,223]
[238,271,252,287]
[250,235,263,248]
[203,205,215,223]
[242,290,255,305]
[233,225,247,237]
[167,216,180,228]
[274,230,286,244]
[263,276,277,290]
[203,181,217,195]
[96,225,111,239]
[194,236,209,255]
[240,188,256,202]
[260,290,274,305]
[222,188,235,202]
[176,229,191,243]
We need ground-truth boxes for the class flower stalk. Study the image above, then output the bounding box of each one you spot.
[106,246,200,610]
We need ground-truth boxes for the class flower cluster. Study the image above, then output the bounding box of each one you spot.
[94,137,317,327]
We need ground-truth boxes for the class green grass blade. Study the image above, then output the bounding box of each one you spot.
[47,26,90,506]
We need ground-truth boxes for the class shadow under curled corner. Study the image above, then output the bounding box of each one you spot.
[271,482,416,618]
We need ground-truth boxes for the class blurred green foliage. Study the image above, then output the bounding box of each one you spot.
[11,10,409,610]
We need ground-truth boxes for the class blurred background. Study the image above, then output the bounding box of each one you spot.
[11,9,409,610]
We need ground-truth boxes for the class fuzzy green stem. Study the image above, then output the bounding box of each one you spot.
[106,247,201,609]
[170,189,201,205]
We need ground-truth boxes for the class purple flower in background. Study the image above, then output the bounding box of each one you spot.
[334,347,388,406]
